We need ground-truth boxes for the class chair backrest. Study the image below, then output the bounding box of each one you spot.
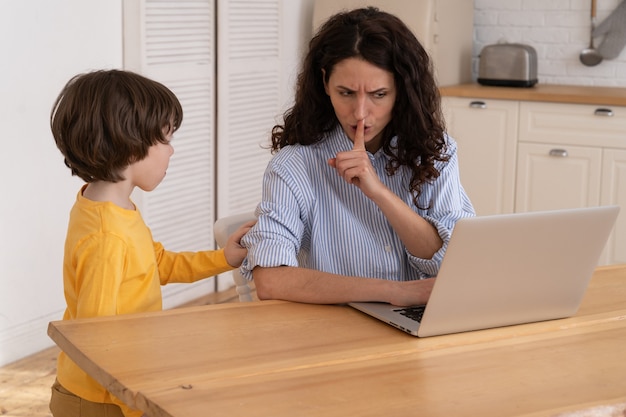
[213,212,257,302]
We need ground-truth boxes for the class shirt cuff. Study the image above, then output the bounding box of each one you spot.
[406,215,452,277]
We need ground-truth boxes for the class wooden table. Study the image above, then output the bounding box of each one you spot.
[48,265,626,417]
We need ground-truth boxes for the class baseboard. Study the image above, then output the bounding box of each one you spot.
[0,309,62,367]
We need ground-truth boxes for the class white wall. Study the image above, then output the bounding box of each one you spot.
[0,0,315,368]
[0,1,123,366]
[474,0,626,86]
[1,0,624,367]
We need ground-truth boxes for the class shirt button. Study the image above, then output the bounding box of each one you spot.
[384,245,392,253]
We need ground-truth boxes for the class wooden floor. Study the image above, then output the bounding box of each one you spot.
[0,286,245,417]
[0,345,59,417]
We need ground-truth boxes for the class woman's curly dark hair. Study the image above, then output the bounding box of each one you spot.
[271,7,448,206]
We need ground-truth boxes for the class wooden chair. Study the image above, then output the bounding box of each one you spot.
[213,212,257,302]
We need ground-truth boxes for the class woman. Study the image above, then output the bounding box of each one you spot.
[241,7,474,306]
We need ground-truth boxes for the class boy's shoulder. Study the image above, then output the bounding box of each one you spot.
[69,195,146,237]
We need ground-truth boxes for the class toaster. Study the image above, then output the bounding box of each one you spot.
[478,43,538,88]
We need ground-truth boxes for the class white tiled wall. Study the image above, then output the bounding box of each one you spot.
[474,0,626,86]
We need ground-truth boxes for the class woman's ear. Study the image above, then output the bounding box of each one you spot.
[322,68,329,95]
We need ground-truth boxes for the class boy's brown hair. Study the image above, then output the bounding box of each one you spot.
[51,69,183,182]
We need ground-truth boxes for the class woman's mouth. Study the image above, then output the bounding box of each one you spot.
[351,124,370,134]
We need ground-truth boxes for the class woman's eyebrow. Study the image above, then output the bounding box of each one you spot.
[336,85,390,93]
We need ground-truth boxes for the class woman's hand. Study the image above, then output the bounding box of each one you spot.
[329,119,442,259]
[328,119,384,199]
[389,278,436,307]
[224,220,256,268]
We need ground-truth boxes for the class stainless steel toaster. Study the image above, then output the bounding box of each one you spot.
[478,43,538,88]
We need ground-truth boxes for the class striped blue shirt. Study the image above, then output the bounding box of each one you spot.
[241,126,475,281]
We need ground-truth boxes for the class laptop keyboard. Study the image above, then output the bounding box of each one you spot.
[394,305,426,323]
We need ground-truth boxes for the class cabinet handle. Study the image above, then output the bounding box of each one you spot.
[549,149,568,157]
[594,108,614,117]
[469,101,487,109]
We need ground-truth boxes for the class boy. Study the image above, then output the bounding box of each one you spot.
[49,69,253,417]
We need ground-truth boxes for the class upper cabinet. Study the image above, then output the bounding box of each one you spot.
[441,85,626,265]
[313,0,474,86]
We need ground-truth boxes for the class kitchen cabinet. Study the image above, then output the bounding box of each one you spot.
[600,149,626,265]
[442,97,518,215]
[517,101,626,265]
[515,143,602,212]
[441,87,626,265]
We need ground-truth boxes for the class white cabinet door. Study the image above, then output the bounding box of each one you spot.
[601,149,626,265]
[216,0,280,218]
[123,0,216,253]
[123,0,219,305]
[442,97,518,215]
[515,143,602,212]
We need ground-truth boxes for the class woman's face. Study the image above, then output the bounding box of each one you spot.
[324,57,396,152]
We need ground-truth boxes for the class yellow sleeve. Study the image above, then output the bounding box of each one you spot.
[153,242,234,284]
[73,234,127,318]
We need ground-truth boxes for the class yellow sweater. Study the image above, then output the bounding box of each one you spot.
[57,187,233,417]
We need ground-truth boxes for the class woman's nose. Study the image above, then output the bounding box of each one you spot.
[353,94,368,120]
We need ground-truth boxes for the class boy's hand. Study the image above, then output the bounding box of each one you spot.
[224,220,256,268]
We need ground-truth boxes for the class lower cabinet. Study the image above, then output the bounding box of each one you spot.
[442,97,626,265]
[515,143,602,212]
[442,97,518,216]
[601,149,626,265]
[518,102,626,265]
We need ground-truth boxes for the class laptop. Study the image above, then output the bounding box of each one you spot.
[349,205,620,337]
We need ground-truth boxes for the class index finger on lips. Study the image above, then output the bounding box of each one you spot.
[353,119,366,151]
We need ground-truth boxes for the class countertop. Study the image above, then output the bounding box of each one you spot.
[439,83,626,106]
